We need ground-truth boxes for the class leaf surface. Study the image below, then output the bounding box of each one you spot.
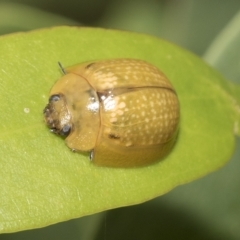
[0,27,239,233]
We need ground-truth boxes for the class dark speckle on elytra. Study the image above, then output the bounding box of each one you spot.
[108,133,120,139]
[85,62,96,69]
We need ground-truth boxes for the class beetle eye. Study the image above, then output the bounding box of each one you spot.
[49,94,61,102]
[60,124,71,136]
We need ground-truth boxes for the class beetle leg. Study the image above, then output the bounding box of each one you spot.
[89,150,94,161]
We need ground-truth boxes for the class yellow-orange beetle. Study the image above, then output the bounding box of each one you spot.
[43,59,179,167]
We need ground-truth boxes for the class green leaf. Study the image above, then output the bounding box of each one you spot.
[0,26,239,233]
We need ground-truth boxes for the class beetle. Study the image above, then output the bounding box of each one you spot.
[43,58,180,167]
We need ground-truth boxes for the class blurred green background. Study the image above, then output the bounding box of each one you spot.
[1,0,240,239]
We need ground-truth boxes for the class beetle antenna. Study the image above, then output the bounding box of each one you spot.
[58,62,66,75]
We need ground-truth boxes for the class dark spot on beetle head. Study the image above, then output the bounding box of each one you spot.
[49,94,61,102]
[59,124,71,136]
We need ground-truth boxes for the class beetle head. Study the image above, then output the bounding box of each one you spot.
[43,94,72,137]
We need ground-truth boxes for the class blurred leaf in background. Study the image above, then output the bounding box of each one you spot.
[204,9,240,84]
[0,2,79,34]
[96,0,240,55]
